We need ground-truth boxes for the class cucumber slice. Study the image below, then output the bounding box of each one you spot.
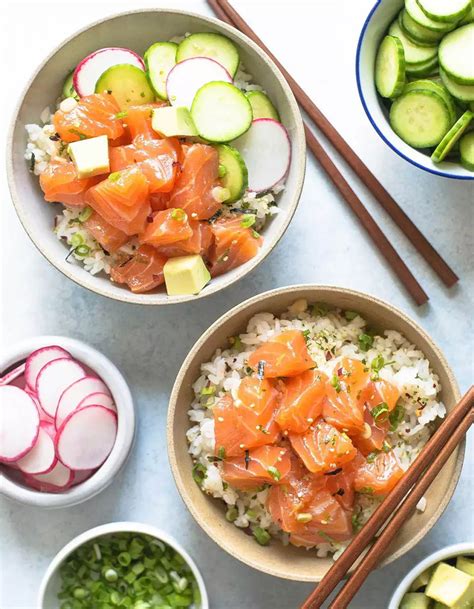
[439,24,474,85]
[459,3,474,24]
[95,64,155,110]
[459,129,474,169]
[404,79,457,123]
[416,0,471,23]
[62,71,79,100]
[400,9,445,44]
[191,81,252,142]
[440,67,474,101]
[389,21,438,64]
[216,144,248,202]
[375,36,406,98]
[406,0,456,32]
[431,110,473,161]
[406,55,439,77]
[390,89,452,147]
[177,33,240,77]
[245,91,280,121]
[144,42,177,100]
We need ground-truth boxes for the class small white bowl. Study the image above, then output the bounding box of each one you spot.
[356,0,474,180]
[0,336,135,508]
[389,542,474,608]
[38,521,209,609]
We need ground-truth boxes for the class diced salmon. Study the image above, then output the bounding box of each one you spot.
[362,379,400,413]
[334,358,370,397]
[354,407,388,456]
[53,93,124,143]
[139,208,193,247]
[276,370,328,433]
[150,192,171,212]
[109,145,136,172]
[289,419,357,474]
[85,166,150,236]
[248,330,315,379]
[133,136,181,193]
[126,103,166,140]
[39,161,98,207]
[168,144,220,220]
[323,384,365,436]
[325,455,363,511]
[354,450,404,496]
[155,221,214,259]
[221,445,291,491]
[83,211,129,253]
[209,216,263,277]
[110,245,167,293]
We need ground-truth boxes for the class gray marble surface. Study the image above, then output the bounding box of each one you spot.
[1,1,473,608]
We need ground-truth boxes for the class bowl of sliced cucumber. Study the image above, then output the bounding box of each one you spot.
[356,0,474,179]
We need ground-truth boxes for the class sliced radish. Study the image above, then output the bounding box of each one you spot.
[25,461,74,492]
[56,405,117,470]
[73,47,145,97]
[36,358,85,418]
[55,376,110,429]
[25,387,53,423]
[72,469,95,486]
[166,57,232,109]
[16,426,57,475]
[0,386,40,462]
[0,362,26,386]
[25,345,71,391]
[233,119,291,192]
[77,391,116,412]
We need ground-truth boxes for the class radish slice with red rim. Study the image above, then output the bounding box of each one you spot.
[73,47,145,97]
[0,362,26,386]
[36,358,85,418]
[56,405,117,470]
[55,376,110,428]
[77,391,116,411]
[233,118,291,192]
[0,386,40,462]
[16,426,57,475]
[25,345,71,391]
[25,461,74,492]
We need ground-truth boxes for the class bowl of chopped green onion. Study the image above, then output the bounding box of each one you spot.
[38,521,208,609]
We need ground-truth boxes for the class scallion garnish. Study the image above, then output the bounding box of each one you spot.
[253,527,271,546]
[330,374,342,393]
[240,214,256,228]
[358,333,374,352]
[267,466,281,481]
[192,463,207,487]
[74,244,90,258]
[389,402,406,431]
[171,208,187,222]
[370,401,389,422]
[78,206,93,222]
[344,310,358,321]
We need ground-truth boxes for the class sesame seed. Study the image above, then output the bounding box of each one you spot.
[217,417,224,422]
[239,443,245,449]
[307,417,314,423]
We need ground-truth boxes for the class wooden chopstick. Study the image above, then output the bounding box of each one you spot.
[214,0,458,290]
[301,385,474,609]
[207,0,429,306]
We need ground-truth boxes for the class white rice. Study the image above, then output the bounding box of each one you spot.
[187,300,446,557]
[24,41,284,280]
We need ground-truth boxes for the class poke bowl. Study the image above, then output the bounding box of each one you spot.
[167,285,464,581]
[7,8,306,305]
[38,521,209,609]
[356,0,474,180]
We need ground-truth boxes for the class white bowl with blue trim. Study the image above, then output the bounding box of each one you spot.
[356,0,473,180]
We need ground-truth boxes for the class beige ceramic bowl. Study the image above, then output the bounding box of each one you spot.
[7,9,305,305]
[168,285,464,582]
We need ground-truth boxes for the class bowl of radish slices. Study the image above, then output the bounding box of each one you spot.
[0,336,135,507]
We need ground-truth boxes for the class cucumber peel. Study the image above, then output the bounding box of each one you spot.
[144,41,177,100]
[400,10,445,45]
[216,144,248,202]
[405,0,456,32]
[416,0,471,23]
[431,110,473,162]
[439,24,474,85]
[375,36,406,98]
[459,129,474,169]
[177,32,240,77]
[440,67,474,102]
[389,20,438,64]
[245,91,280,121]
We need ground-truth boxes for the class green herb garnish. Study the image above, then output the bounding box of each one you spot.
[267,466,281,481]
[225,506,238,522]
[171,208,186,222]
[253,527,271,546]
[78,206,93,222]
[229,335,243,351]
[114,110,128,119]
[370,402,389,422]
[241,214,256,228]
[68,128,87,140]
[74,244,90,258]
[330,374,341,393]
[217,446,226,460]
[358,486,374,495]
[192,463,207,487]
[389,403,405,431]
[311,303,329,316]
[344,310,358,321]
[108,171,121,182]
[366,452,378,463]
[358,333,374,352]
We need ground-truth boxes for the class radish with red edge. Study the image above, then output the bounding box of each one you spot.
[72,469,95,486]
[166,57,232,110]
[55,376,110,428]
[36,358,85,418]
[0,386,40,462]
[77,391,116,412]
[25,345,71,391]
[56,405,117,470]
[233,119,292,192]
[73,47,145,97]
[25,461,74,492]
[25,387,53,422]
[0,362,25,386]
[16,425,57,475]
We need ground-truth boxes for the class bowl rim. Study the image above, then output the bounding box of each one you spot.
[0,335,135,508]
[388,542,474,608]
[355,0,474,181]
[6,7,306,306]
[37,521,209,609]
[167,283,464,581]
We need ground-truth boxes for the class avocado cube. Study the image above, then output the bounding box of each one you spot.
[426,563,474,608]
[400,592,433,608]
[68,135,110,179]
[163,255,211,296]
[411,568,434,592]
[152,106,198,137]
[457,557,474,577]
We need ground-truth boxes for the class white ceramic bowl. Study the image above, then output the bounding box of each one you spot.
[389,542,474,608]
[38,521,209,609]
[356,0,473,180]
[7,8,306,305]
[0,336,135,508]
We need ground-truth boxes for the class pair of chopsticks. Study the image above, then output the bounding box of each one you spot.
[207,0,459,306]
[302,385,473,609]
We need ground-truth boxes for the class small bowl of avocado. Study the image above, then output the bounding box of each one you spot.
[389,542,474,609]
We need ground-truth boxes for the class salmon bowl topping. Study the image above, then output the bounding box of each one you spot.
[24,33,291,296]
[186,300,446,557]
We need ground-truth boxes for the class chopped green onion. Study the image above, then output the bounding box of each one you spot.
[115,110,128,119]
[382,440,391,453]
[108,171,121,182]
[311,303,329,316]
[74,244,90,258]
[70,233,84,248]
[228,335,243,351]
[225,506,238,522]
[352,509,363,532]
[118,551,132,566]
[217,446,226,460]
[171,208,187,222]
[370,402,389,422]
[330,375,341,393]
[253,527,271,546]
[240,214,256,228]
[267,466,281,481]
[366,452,378,463]
[358,486,374,495]
[370,355,385,374]
[389,403,405,431]
[251,229,260,239]
[344,310,358,321]
[192,463,207,487]
[358,333,374,352]
[78,206,93,222]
